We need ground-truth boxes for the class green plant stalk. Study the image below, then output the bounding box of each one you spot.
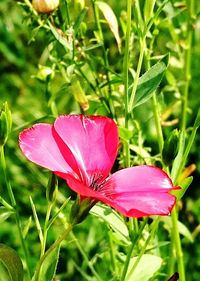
[170,207,185,281]
[33,223,73,281]
[151,94,164,153]
[1,145,31,279]
[123,0,132,167]
[126,218,159,280]
[92,0,115,117]
[40,202,53,256]
[181,0,194,131]
[174,124,198,184]
[71,232,103,281]
[30,196,44,246]
[128,36,146,113]
[120,219,147,281]
[108,231,117,274]
[145,26,185,281]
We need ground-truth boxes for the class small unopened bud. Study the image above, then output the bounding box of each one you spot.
[34,65,54,82]
[0,102,12,146]
[70,198,95,225]
[46,173,58,202]
[162,129,179,166]
[32,0,59,14]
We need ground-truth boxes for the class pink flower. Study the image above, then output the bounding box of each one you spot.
[19,115,177,217]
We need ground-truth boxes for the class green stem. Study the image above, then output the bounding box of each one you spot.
[40,202,53,257]
[120,219,147,281]
[181,0,194,131]
[170,207,185,281]
[92,0,115,117]
[126,218,159,280]
[128,36,146,113]
[108,231,117,274]
[33,223,73,281]
[151,94,164,153]
[1,146,31,279]
[71,232,103,281]
[123,0,132,128]
[123,0,132,167]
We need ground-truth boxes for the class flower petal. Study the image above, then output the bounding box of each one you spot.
[19,124,77,176]
[64,165,176,218]
[54,115,119,183]
[103,165,177,217]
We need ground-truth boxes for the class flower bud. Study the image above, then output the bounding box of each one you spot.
[162,129,179,166]
[0,102,12,146]
[34,65,54,82]
[70,198,95,225]
[32,0,59,14]
[46,173,58,202]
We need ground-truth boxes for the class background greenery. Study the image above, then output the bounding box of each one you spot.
[0,0,200,280]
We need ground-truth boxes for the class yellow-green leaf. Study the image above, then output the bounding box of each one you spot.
[96,1,121,52]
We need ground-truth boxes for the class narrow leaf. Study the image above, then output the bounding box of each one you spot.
[0,207,14,224]
[29,196,43,244]
[96,1,121,52]
[174,176,193,200]
[133,55,169,108]
[38,246,60,281]
[48,21,73,51]
[73,7,88,36]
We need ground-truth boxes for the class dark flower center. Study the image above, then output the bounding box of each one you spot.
[90,173,105,191]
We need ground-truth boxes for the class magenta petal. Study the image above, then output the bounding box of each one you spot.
[19,124,76,175]
[103,166,176,217]
[54,115,119,182]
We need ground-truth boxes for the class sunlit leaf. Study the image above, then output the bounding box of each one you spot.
[96,1,121,52]
[174,176,193,200]
[0,207,14,224]
[133,55,169,108]
[126,254,162,281]
[119,127,134,141]
[90,204,130,244]
[38,246,60,281]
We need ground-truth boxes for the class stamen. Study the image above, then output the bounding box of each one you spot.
[89,172,105,191]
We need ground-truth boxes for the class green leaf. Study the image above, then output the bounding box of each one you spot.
[0,207,14,224]
[133,55,169,108]
[126,254,162,281]
[0,260,12,281]
[90,204,130,244]
[119,127,134,141]
[162,217,194,242]
[22,216,32,239]
[96,1,121,52]
[144,0,156,23]
[38,246,60,281]
[0,244,23,281]
[73,7,88,36]
[174,176,193,200]
[48,21,73,51]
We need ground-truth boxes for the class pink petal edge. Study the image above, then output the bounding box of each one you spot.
[19,123,75,175]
